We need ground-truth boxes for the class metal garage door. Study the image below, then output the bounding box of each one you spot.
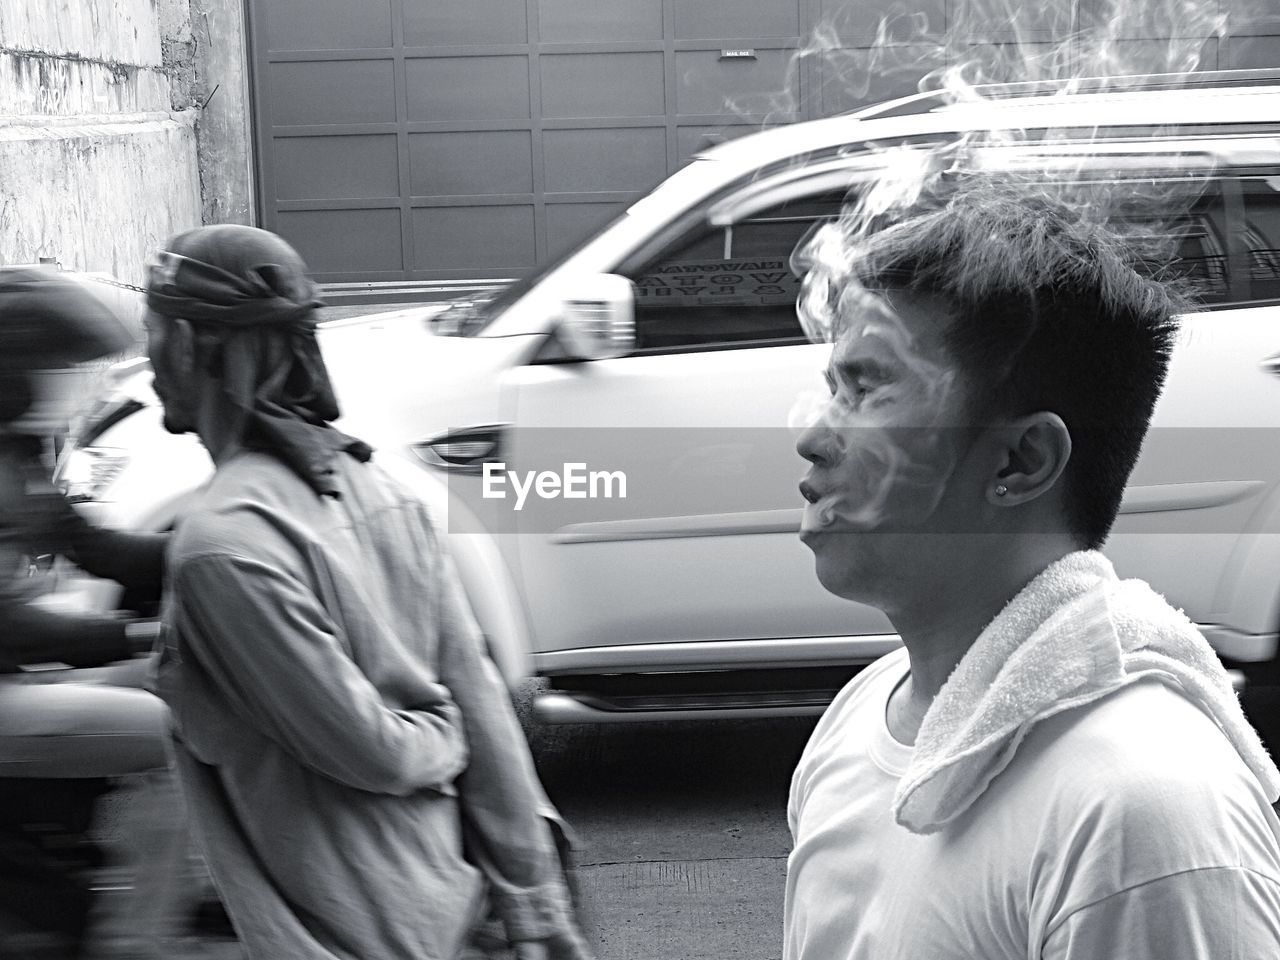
[247,0,1262,285]
[247,0,836,285]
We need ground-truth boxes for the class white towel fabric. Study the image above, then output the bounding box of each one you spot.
[894,550,1280,833]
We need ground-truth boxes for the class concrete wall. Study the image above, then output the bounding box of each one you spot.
[0,0,252,285]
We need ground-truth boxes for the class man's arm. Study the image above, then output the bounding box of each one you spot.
[172,552,468,796]
[1043,867,1280,959]
[37,492,167,589]
[0,601,137,670]
[425,526,590,959]
[0,532,148,669]
[66,526,167,590]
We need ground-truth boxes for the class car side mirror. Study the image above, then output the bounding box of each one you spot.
[556,274,636,361]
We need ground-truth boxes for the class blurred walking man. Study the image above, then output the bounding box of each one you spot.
[785,182,1280,958]
[144,225,588,960]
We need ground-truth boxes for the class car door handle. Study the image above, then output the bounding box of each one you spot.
[1262,352,1280,377]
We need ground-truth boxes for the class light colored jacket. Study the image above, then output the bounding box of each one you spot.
[158,448,581,959]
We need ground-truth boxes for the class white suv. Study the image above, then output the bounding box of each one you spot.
[58,70,1280,721]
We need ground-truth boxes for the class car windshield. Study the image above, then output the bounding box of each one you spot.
[447,159,726,335]
[459,214,628,332]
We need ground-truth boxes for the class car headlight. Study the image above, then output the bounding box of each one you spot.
[59,445,132,502]
[412,425,506,473]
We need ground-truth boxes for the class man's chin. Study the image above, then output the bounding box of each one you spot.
[814,560,878,605]
[802,532,869,600]
[805,524,919,608]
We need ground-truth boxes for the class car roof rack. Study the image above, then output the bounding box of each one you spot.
[845,68,1280,122]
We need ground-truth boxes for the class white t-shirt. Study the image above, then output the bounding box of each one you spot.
[785,648,1280,960]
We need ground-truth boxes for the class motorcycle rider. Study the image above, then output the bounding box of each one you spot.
[0,266,183,959]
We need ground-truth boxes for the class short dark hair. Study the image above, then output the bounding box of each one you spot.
[852,178,1188,549]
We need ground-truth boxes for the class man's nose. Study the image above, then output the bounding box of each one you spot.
[796,419,834,466]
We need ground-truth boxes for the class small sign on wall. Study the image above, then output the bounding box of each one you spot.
[720,49,757,60]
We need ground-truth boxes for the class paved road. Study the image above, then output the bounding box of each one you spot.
[520,681,816,960]
[524,680,1280,960]
[124,680,811,960]
[120,680,1280,960]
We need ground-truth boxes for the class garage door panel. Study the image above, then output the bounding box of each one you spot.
[403,0,528,45]
[275,134,400,200]
[547,201,628,258]
[674,0,801,40]
[277,209,404,273]
[963,40,1087,83]
[675,49,799,117]
[1229,31,1280,69]
[406,57,531,121]
[255,0,840,282]
[952,0,1071,39]
[816,45,938,115]
[410,131,534,196]
[543,128,667,193]
[538,0,662,42]
[265,0,393,51]
[676,124,756,164]
[1144,35,1218,71]
[541,53,665,118]
[816,0,943,44]
[413,206,537,271]
[270,60,397,125]
[1056,36,1219,75]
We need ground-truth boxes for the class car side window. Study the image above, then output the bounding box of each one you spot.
[1114,180,1232,306]
[1240,177,1280,304]
[624,192,844,354]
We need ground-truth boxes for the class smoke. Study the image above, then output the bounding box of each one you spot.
[785,0,1263,533]
[725,0,1243,132]
[781,0,1268,338]
[783,0,1258,347]
[803,0,1238,108]
[930,3,1219,91]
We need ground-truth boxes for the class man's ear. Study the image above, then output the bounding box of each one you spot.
[987,412,1072,506]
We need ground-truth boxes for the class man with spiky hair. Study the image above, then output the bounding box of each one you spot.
[785,181,1280,958]
[144,224,589,960]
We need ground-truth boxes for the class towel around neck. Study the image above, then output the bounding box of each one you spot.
[893,550,1280,833]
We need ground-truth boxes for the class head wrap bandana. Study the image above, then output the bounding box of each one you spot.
[145,225,372,498]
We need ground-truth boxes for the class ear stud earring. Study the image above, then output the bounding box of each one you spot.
[994,484,1008,497]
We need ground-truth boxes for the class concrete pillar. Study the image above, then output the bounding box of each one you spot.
[190,0,255,226]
